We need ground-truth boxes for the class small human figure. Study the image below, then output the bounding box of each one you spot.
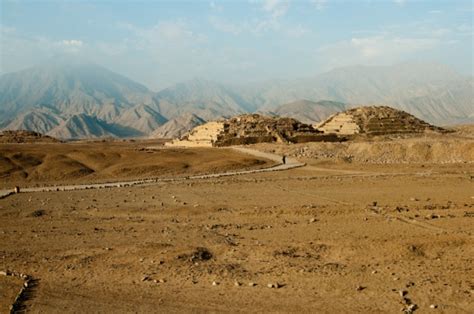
[282,155,286,164]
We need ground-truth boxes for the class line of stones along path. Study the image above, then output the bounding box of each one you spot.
[0,147,304,198]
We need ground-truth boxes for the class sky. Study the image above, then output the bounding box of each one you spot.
[1,0,473,90]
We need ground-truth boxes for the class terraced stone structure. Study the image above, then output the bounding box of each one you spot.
[167,114,340,147]
[317,106,445,136]
[0,130,59,143]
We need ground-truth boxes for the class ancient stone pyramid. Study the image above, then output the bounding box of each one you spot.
[167,114,340,147]
[0,130,59,143]
[316,106,445,136]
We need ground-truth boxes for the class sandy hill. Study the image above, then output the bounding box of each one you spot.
[317,106,445,136]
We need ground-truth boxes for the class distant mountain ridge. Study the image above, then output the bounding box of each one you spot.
[149,113,207,139]
[1,60,472,139]
[0,60,153,122]
[267,100,347,124]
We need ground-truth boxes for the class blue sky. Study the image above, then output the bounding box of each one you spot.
[1,0,472,90]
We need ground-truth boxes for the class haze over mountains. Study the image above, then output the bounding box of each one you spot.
[1,59,472,139]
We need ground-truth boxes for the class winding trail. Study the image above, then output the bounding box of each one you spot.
[0,147,305,197]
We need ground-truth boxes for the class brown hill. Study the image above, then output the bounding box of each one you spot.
[0,141,273,188]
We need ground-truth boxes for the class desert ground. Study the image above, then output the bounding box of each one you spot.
[1,129,473,313]
[0,140,273,189]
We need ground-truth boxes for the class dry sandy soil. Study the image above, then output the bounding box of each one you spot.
[0,140,272,189]
[0,131,473,313]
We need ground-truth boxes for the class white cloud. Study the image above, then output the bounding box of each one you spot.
[155,21,194,40]
[254,17,280,33]
[393,0,406,6]
[210,4,309,37]
[120,20,206,48]
[209,16,244,35]
[262,0,290,18]
[0,24,16,34]
[209,1,223,11]
[55,39,84,53]
[311,0,327,10]
[318,35,438,69]
[61,39,83,47]
[285,24,309,38]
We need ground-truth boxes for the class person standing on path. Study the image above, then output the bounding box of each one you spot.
[282,155,286,164]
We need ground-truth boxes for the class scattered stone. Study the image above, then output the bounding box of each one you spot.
[356,285,366,291]
[430,304,437,309]
[406,304,417,312]
[426,213,440,219]
[29,209,45,217]
[178,247,213,262]
[309,217,317,223]
[142,275,151,281]
[234,281,241,286]
[399,290,408,297]
[248,282,256,287]
[410,197,419,202]
[212,281,219,286]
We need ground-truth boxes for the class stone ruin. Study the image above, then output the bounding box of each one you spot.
[166,114,341,147]
[316,106,445,136]
[0,130,60,143]
[166,106,446,147]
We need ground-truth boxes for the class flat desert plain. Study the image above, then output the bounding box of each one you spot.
[0,131,473,313]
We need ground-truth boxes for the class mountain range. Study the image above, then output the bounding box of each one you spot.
[1,59,472,139]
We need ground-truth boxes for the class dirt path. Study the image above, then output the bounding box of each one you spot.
[0,147,304,197]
